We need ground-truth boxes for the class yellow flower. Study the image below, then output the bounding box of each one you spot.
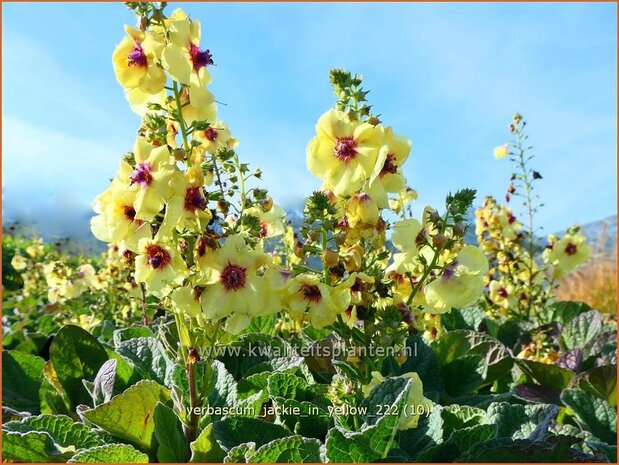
[389,187,418,214]
[283,273,352,329]
[197,235,268,324]
[306,109,383,196]
[124,137,183,221]
[493,144,509,160]
[544,232,590,275]
[171,285,202,318]
[11,254,28,271]
[134,238,188,298]
[91,183,151,252]
[156,174,212,238]
[344,193,379,228]
[362,371,432,430]
[112,26,166,94]
[26,240,44,258]
[194,120,237,154]
[386,219,423,274]
[424,245,488,313]
[367,128,412,208]
[161,10,212,86]
[245,205,287,238]
[348,272,375,305]
[488,280,517,310]
[175,84,217,126]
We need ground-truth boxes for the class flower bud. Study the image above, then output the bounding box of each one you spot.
[367,116,381,126]
[432,234,448,249]
[453,222,465,237]
[322,248,339,268]
[294,241,305,259]
[307,229,319,242]
[343,244,364,272]
[173,147,186,161]
[138,15,149,31]
[334,232,346,246]
[217,200,229,215]
[262,197,273,212]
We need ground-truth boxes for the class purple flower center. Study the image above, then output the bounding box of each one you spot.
[565,243,578,256]
[351,278,365,293]
[145,244,171,270]
[184,187,207,212]
[127,44,148,68]
[498,287,508,298]
[205,127,219,142]
[335,137,357,162]
[380,154,398,176]
[301,284,322,303]
[221,263,247,292]
[129,162,153,187]
[442,260,459,281]
[189,43,214,71]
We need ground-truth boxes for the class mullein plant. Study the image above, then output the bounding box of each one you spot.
[290,70,488,397]
[477,113,591,323]
[91,2,286,441]
[91,3,487,439]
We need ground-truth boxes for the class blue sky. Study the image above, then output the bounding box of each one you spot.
[2,2,617,240]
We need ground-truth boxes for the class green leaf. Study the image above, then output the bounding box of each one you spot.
[244,314,278,336]
[2,430,76,462]
[441,405,486,437]
[486,402,559,440]
[212,417,292,452]
[248,435,322,463]
[359,376,411,426]
[272,397,330,439]
[82,379,170,453]
[586,440,617,462]
[154,402,188,462]
[540,300,591,325]
[224,442,255,463]
[570,365,617,407]
[116,337,173,386]
[219,334,304,379]
[326,378,413,462]
[2,350,45,413]
[267,372,313,402]
[49,325,109,410]
[2,414,104,462]
[515,358,576,390]
[3,414,102,449]
[384,335,443,401]
[190,423,226,463]
[451,424,497,452]
[562,310,603,353]
[432,330,513,396]
[561,388,617,444]
[68,444,149,463]
[112,327,154,347]
[208,361,239,414]
[458,435,583,462]
[397,407,443,460]
[442,306,486,331]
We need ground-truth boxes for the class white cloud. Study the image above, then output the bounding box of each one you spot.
[2,115,123,237]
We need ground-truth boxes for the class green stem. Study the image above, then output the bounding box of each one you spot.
[172,81,191,152]
[186,351,200,443]
[406,210,450,306]
[514,129,537,319]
